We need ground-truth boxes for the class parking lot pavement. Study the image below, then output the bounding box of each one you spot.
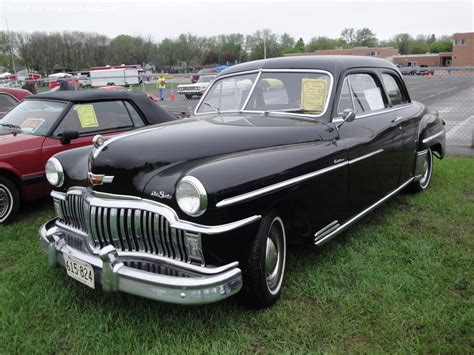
[151,88,200,115]
[404,74,474,150]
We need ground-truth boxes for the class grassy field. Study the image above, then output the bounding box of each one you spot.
[0,157,473,353]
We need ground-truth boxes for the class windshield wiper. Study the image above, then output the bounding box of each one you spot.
[203,101,221,113]
[0,123,22,135]
[278,108,321,114]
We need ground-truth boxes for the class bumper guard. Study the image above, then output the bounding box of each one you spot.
[39,218,243,305]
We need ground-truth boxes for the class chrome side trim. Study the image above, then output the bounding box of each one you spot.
[314,178,414,246]
[348,149,384,165]
[422,130,443,144]
[216,148,385,208]
[216,161,347,208]
[53,188,261,235]
[314,220,340,242]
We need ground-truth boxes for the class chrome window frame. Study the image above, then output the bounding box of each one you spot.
[194,69,334,119]
[332,71,414,123]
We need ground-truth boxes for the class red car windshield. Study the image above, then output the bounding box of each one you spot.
[0,100,66,136]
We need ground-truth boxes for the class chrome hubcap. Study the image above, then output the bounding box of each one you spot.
[264,218,286,294]
[419,151,432,187]
[265,237,279,281]
[0,185,12,221]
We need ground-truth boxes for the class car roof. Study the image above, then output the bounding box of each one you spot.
[25,90,176,125]
[219,55,399,77]
[28,90,149,103]
[0,88,32,99]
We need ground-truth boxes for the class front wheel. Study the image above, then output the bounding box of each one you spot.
[242,211,287,308]
[0,176,20,224]
[409,149,433,193]
[185,94,193,99]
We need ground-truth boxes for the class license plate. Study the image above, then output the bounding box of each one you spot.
[64,254,95,289]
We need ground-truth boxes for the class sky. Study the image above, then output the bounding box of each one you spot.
[1,0,473,42]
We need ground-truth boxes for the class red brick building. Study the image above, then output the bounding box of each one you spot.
[285,47,399,59]
[452,32,474,66]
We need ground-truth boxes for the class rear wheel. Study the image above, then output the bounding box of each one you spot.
[409,149,433,193]
[242,211,286,308]
[185,94,193,99]
[0,176,20,224]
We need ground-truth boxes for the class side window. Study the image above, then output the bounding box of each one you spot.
[54,101,134,136]
[336,77,353,115]
[0,94,17,113]
[124,101,145,127]
[345,74,386,114]
[382,74,407,106]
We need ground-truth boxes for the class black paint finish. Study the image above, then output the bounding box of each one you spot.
[52,56,446,266]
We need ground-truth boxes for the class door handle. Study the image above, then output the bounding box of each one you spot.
[391,116,404,123]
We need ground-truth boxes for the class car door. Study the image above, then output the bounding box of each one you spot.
[335,70,403,215]
[41,100,146,190]
[380,71,419,185]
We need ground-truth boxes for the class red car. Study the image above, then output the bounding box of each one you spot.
[0,90,176,223]
[0,88,32,118]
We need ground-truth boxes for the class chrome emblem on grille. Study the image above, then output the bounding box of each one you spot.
[88,172,114,186]
[150,190,173,199]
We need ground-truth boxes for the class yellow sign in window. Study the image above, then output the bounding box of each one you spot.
[300,78,328,112]
[76,104,99,128]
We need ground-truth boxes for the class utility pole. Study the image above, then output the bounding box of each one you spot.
[5,18,16,74]
[263,37,267,60]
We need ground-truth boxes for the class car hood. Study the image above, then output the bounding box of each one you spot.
[0,131,44,157]
[91,113,332,196]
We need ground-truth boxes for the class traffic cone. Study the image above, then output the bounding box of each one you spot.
[428,71,432,80]
[170,90,175,102]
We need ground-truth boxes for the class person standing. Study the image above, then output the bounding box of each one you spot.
[157,75,166,101]
[22,79,38,94]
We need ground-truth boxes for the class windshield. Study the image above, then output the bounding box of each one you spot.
[196,71,332,116]
[0,100,67,136]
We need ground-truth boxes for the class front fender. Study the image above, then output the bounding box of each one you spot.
[51,145,92,191]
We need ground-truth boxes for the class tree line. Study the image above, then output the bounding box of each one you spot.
[0,28,454,74]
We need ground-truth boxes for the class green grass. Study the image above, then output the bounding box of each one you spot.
[1,157,473,353]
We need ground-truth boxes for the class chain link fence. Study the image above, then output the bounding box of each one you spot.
[401,66,474,155]
[1,67,473,155]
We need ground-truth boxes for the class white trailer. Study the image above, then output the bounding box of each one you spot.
[89,68,140,87]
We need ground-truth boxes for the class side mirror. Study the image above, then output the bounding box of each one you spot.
[60,130,79,145]
[340,109,356,123]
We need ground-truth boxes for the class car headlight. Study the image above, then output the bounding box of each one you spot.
[45,157,64,187]
[176,176,207,217]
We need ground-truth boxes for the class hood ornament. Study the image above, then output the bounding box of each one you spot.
[88,172,114,186]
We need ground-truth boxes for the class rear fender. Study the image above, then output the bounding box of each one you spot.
[417,111,446,159]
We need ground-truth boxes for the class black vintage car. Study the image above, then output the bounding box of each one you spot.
[39,56,445,308]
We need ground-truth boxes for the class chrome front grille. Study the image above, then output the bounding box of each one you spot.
[58,193,190,263]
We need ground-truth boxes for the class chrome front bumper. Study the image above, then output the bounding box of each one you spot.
[39,218,243,305]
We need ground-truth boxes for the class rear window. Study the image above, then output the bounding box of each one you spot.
[54,101,134,135]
